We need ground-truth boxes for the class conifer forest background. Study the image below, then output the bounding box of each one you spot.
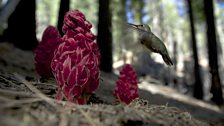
[0,0,224,125]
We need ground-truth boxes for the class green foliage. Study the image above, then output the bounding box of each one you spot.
[36,0,98,39]
[162,0,190,54]
[35,0,223,60]
[131,0,144,23]
[111,0,129,61]
[191,0,205,23]
[70,0,98,34]
[36,0,60,39]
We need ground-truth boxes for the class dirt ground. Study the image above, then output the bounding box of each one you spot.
[0,42,223,126]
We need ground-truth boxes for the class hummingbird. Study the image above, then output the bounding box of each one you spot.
[127,23,173,66]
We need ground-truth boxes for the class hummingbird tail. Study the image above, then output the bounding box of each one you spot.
[162,54,173,66]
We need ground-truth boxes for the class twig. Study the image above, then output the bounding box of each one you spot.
[0,95,13,102]
[32,82,57,88]
[0,115,25,126]
[59,112,69,126]
[78,108,103,126]
[0,98,43,108]
[55,100,116,114]
[14,73,59,110]
[0,75,22,89]
[0,88,36,97]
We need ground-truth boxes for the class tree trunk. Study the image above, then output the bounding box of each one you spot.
[203,0,223,105]
[0,0,20,25]
[1,0,38,50]
[186,0,204,99]
[173,40,177,71]
[97,0,113,72]
[57,0,70,35]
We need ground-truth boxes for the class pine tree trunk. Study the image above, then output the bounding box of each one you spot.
[203,0,223,105]
[0,0,20,25]
[186,0,204,99]
[1,0,38,50]
[97,0,113,72]
[57,0,70,35]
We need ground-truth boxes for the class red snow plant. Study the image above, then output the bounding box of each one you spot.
[114,64,139,104]
[34,26,61,78]
[51,10,100,104]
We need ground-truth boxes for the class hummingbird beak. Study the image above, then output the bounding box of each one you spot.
[127,23,144,29]
[127,23,149,33]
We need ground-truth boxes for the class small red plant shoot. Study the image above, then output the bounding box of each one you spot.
[34,26,61,78]
[114,64,139,104]
[51,10,100,104]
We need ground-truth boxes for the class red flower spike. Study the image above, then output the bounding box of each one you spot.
[62,10,95,41]
[51,10,100,104]
[34,26,61,78]
[114,64,139,104]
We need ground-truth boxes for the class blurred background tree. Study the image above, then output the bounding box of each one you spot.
[57,0,70,35]
[203,0,223,105]
[0,0,20,34]
[0,0,38,50]
[0,0,223,105]
[186,0,203,99]
[97,0,113,72]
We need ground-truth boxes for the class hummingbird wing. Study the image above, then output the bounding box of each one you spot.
[149,32,174,66]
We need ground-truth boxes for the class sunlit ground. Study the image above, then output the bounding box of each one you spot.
[139,80,222,113]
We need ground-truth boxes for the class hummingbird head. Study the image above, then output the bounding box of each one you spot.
[127,23,151,32]
[134,24,151,32]
[142,24,151,32]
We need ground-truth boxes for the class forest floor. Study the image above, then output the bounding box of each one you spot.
[0,42,224,126]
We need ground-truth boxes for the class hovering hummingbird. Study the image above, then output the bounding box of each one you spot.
[127,23,173,66]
